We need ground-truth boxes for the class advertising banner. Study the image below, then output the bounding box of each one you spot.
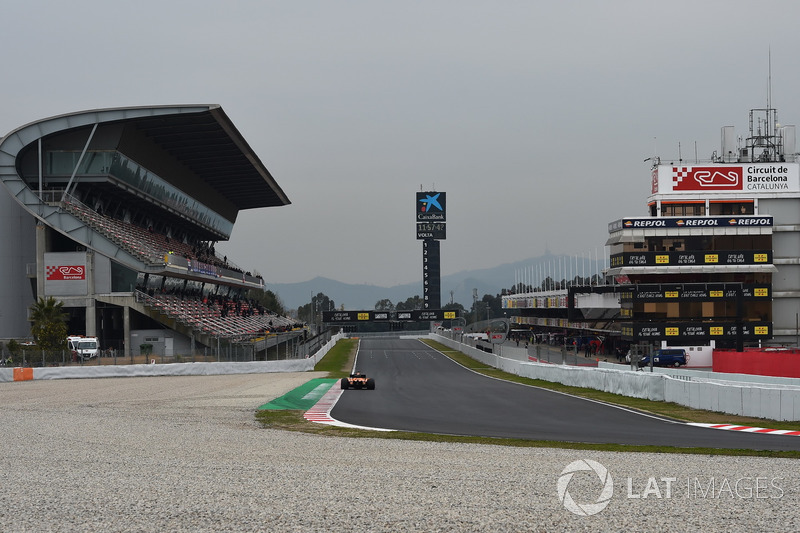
[652,163,800,195]
[621,321,771,341]
[44,252,88,296]
[322,309,458,322]
[416,191,446,221]
[620,284,771,301]
[610,250,772,268]
[411,309,458,321]
[608,216,773,232]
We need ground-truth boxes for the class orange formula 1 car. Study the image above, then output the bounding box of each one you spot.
[341,371,375,390]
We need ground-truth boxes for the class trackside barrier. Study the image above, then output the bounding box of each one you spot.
[661,378,800,422]
[0,360,312,381]
[599,361,800,388]
[310,332,346,365]
[0,333,346,383]
[431,334,800,421]
[13,367,33,381]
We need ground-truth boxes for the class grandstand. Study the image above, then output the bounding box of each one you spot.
[0,105,305,359]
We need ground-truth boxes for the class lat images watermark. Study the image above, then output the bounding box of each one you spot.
[557,460,614,516]
[557,460,784,516]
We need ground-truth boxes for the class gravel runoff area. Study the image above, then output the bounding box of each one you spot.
[1,372,797,532]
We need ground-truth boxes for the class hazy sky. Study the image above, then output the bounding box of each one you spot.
[3,1,800,287]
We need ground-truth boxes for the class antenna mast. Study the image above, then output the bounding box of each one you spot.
[768,47,772,113]
[744,51,781,163]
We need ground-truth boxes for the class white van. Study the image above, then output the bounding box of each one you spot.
[67,336,99,360]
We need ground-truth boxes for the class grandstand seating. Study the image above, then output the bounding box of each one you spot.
[63,195,299,342]
[136,291,300,340]
[63,196,215,265]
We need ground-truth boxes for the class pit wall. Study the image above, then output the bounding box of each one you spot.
[430,334,800,422]
[0,333,345,383]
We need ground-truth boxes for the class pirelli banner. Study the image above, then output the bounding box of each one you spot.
[621,322,772,341]
[610,250,772,268]
[619,284,771,302]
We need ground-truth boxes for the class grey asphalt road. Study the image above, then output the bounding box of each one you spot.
[330,337,800,452]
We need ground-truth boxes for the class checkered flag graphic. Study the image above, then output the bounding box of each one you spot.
[672,167,690,185]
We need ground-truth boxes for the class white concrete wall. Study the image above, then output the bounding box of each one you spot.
[0,333,347,383]
[0,359,314,382]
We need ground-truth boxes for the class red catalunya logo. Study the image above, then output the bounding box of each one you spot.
[46,265,85,281]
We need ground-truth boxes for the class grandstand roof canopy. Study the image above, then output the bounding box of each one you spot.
[122,105,290,210]
[4,104,290,211]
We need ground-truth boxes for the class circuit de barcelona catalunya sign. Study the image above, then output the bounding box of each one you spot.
[651,163,800,194]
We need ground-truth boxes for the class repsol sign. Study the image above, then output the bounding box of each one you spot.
[612,216,773,231]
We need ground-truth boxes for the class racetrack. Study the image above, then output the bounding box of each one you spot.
[330,337,800,452]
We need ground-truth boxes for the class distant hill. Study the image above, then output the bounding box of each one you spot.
[269,253,602,311]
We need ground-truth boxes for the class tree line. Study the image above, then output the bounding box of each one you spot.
[296,273,604,327]
[297,292,504,325]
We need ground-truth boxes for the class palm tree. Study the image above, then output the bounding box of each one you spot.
[29,297,70,360]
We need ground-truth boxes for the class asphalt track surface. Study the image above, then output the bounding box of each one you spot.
[330,337,800,452]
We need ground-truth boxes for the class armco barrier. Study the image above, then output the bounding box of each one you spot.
[431,334,800,421]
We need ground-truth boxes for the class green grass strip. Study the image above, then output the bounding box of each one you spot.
[313,338,358,377]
